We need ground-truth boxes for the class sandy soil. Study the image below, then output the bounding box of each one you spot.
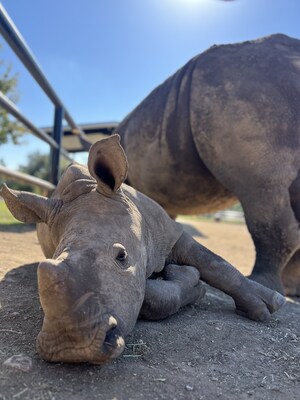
[0,220,299,400]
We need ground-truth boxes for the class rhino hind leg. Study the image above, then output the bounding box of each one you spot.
[280,178,300,297]
[281,250,300,297]
[239,186,300,295]
[139,264,205,320]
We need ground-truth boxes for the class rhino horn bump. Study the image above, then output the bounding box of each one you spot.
[38,260,69,318]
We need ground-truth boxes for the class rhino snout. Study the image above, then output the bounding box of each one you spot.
[37,313,125,364]
[37,260,126,364]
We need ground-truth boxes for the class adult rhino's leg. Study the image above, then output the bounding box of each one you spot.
[139,265,205,320]
[281,250,300,297]
[240,188,300,295]
[170,232,286,321]
[281,175,300,296]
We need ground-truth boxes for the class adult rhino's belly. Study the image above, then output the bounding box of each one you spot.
[127,165,237,217]
[124,132,237,216]
[162,176,237,216]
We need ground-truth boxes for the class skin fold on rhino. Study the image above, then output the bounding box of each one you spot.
[1,135,285,365]
[115,33,300,297]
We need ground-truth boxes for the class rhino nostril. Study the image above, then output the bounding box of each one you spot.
[102,324,125,358]
[104,326,118,347]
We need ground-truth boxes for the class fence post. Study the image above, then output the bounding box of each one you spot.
[50,106,64,185]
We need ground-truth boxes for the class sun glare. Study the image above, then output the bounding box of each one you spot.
[162,0,219,21]
[151,0,233,32]
[179,0,212,4]
[170,0,218,12]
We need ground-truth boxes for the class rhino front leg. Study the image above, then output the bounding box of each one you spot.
[139,265,205,320]
[171,232,286,321]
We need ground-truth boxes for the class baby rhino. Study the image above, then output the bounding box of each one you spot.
[0,135,285,364]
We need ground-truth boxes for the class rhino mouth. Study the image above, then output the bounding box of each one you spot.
[36,315,125,364]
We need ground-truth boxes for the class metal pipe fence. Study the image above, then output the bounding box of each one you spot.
[0,3,92,190]
[0,165,55,192]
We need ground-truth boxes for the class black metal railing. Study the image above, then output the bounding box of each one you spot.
[0,3,92,190]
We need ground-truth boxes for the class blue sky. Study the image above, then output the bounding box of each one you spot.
[1,0,300,168]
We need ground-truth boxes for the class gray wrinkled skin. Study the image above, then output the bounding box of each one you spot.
[116,34,300,296]
[0,136,286,364]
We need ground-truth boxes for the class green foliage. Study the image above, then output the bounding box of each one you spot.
[0,152,47,193]
[19,152,51,182]
[0,199,20,225]
[0,151,70,194]
[19,151,69,193]
[0,44,24,144]
[19,151,70,180]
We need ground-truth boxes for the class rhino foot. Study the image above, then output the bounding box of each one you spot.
[234,279,286,321]
[163,264,206,307]
[250,267,300,297]
[139,264,205,321]
[282,274,300,297]
[249,272,285,295]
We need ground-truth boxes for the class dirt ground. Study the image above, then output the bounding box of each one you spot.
[0,220,299,400]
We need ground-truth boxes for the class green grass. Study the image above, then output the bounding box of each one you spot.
[0,200,21,225]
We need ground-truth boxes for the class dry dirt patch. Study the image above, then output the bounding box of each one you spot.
[0,220,299,400]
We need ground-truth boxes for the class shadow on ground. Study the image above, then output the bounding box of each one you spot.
[0,224,36,233]
[180,222,207,238]
[0,263,299,400]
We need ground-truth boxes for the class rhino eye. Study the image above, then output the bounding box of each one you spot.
[113,243,128,266]
[116,249,127,262]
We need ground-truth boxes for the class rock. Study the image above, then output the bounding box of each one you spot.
[185,385,194,391]
[3,354,33,372]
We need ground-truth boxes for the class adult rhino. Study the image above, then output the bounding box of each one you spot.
[115,34,300,297]
[1,136,284,364]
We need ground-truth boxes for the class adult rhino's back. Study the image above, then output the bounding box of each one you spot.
[190,34,300,188]
[116,34,300,216]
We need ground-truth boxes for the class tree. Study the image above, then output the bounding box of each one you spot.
[0,44,24,144]
[18,151,70,193]
[19,152,51,182]
[0,152,70,194]
[19,152,70,179]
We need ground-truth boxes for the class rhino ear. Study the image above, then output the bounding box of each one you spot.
[0,184,53,224]
[87,134,128,195]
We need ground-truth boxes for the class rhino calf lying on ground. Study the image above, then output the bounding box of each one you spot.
[1,136,285,364]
